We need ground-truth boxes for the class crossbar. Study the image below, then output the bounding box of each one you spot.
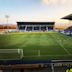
[0,49,20,53]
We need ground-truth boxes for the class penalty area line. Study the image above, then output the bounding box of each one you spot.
[23,54,72,58]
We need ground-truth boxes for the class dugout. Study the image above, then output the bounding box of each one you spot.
[17,22,55,32]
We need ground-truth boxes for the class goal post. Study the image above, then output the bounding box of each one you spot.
[19,49,24,59]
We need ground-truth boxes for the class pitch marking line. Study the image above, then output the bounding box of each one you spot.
[51,34,71,55]
[56,37,71,55]
[20,49,24,58]
[23,54,72,58]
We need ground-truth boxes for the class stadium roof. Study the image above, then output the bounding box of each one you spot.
[65,26,72,30]
[61,14,72,20]
[17,22,55,25]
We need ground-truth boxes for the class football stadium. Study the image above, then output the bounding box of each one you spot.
[0,31,72,60]
[0,13,72,72]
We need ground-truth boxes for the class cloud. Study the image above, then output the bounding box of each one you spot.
[42,0,49,5]
[42,0,68,5]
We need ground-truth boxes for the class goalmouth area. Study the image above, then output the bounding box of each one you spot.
[0,32,72,61]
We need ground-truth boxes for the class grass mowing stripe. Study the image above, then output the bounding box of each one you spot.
[23,34,40,56]
[38,50,40,56]
[0,34,28,48]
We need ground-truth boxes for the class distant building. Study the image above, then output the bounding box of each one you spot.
[0,24,16,29]
[0,24,17,32]
[17,22,55,32]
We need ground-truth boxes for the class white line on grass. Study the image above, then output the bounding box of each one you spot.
[51,34,71,55]
[58,41,71,55]
[20,49,24,59]
[23,54,72,58]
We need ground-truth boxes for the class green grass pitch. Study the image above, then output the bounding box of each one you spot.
[0,32,72,60]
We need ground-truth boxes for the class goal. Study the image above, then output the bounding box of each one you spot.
[0,49,23,59]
